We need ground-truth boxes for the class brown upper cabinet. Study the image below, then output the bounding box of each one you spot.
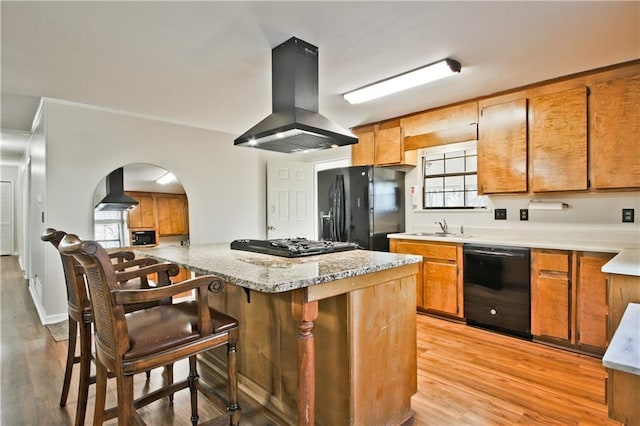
[402,101,478,151]
[530,86,588,192]
[126,191,189,236]
[351,124,375,166]
[352,60,639,193]
[592,72,640,189]
[157,194,189,236]
[477,95,528,194]
[127,192,156,229]
[351,119,417,166]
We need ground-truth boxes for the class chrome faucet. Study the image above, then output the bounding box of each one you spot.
[436,219,449,234]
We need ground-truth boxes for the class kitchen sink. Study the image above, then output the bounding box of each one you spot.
[405,232,480,238]
[409,232,453,237]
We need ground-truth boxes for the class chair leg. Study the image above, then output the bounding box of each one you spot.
[60,316,78,407]
[92,359,107,426]
[74,320,93,426]
[188,356,199,426]
[166,363,174,403]
[116,373,135,426]
[226,341,241,426]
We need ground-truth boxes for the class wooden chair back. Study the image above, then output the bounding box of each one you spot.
[41,228,91,321]
[58,234,130,362]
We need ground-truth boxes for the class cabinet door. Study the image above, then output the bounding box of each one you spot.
[592,73,640,189]
[533,276,570,340]
[531,250,571,341]
[531,87,588,192]
[478,98,528,194]
[157,196,172,235]
[127,193,155,229]
[576,253,613,353]
[351,126,375,166]
[391,240,460,312]
[424,260,458,315]
[390,240,425,307]
[374,122,402,165]
[169,196,188,235]
[157,195,188,235]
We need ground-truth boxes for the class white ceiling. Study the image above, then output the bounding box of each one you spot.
[93,164,186,204]
[1,1,639,162]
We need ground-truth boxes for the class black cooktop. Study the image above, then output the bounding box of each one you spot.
[230,238,359,258]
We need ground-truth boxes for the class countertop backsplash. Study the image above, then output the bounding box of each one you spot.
[406,188,640,237]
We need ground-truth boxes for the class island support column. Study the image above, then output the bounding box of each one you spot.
[291,289,318,426]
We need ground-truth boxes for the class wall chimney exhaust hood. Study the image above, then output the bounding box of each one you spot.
[95,168,139,211]
[234,37,357,153]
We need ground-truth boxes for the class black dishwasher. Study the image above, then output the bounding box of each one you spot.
[463,244,531,339]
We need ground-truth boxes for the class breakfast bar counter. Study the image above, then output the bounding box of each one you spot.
[137,243,422,426]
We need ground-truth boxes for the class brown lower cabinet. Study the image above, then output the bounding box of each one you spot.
[391,239,614,357]
[149,267,192,298]
[531,249,614,355]
[390,239,463,318]
[531,249,572,342]
[606,273,640,425]
[576,252,615,353]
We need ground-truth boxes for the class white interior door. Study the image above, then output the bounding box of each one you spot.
[0,181,14,255]
[266,161,314,240]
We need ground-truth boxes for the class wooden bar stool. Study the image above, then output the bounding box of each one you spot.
[41,228,178,426]
[59,233,241,426]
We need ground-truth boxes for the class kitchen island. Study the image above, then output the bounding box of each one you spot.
[136,243,422,426]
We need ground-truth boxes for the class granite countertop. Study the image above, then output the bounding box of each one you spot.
[603,303,640,375]
[388,228,640,276]
[135,243,422,293]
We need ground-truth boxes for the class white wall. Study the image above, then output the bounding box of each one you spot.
[33,99,289,322]
[403,165,640,235]
[27,105,51,319]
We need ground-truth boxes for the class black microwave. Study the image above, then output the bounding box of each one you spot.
[131,230,157,246]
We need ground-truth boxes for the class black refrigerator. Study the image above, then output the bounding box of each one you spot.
[317,166,405,252]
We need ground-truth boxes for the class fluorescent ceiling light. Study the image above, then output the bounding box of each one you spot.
[156,172,177,185]
[343,59,461,104]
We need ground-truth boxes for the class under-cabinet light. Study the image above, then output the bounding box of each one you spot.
[343,58,461,104]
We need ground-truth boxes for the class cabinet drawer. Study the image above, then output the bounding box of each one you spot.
[393,240,457,261]
[536,251,570,273]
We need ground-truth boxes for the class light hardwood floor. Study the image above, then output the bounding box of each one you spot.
[1,256,619,425]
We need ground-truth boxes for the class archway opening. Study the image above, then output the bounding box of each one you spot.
[92,163,189,248]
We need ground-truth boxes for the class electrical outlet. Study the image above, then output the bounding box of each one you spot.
[622,208,635,223]
[495,208,507,220]
[520,209,529,221]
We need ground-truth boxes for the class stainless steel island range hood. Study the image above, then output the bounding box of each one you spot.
[234,37,357,153]
[95,167,139,211]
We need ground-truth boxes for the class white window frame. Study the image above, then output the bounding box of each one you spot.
[94,210,126,248]
[419,141,487,210]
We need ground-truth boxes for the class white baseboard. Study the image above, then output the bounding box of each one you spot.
[28,282,67,325]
